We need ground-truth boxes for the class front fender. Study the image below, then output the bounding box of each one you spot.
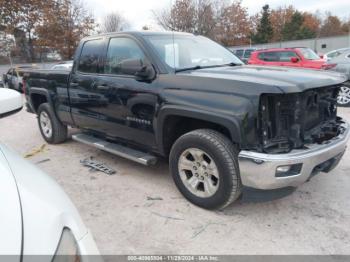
[156,105,242,155]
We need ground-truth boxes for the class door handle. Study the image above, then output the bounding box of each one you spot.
[96,84,109,90]
[70,82,79,87]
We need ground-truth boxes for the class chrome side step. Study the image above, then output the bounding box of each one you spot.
[72,133,157,166]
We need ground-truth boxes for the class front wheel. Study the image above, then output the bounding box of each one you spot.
[337,84,350,107]
[169,129,242,210]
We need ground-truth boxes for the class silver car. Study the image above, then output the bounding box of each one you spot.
[324,47,350,62]
[327,51,350,106]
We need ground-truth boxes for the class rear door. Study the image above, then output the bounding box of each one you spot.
[68,37,108,133]
[95,36,158,148]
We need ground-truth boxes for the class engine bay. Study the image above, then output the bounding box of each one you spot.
[259,85,343,154]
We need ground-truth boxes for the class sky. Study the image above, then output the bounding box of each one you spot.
[84,0,350,30]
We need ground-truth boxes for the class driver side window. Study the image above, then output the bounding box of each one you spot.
[104,37,145,75]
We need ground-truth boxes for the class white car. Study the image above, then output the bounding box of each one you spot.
[324,47,350,61]
[51,61,73,71]
[0,88,100,261]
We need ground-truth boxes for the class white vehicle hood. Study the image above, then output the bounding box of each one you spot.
[0,144,88,258]
[0,147,22,260]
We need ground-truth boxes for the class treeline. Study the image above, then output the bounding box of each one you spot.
[0,0,95,62]
[153,0,350,46]
[1,0,350,62]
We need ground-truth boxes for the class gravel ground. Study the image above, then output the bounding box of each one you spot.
[1,96,350,255]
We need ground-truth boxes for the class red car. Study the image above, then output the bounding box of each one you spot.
[248,47,335,70]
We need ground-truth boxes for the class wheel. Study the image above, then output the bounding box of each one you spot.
[37,103,67,144]
[337,85,350,107]
[169,129,242,210]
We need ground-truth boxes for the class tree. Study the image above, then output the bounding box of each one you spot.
[302,12,321,35]
[281,11,317,41]
[270,5,295,42]
[36,0,96,59]
[216,1,251,46]
[101,12,129,33]
[320,13,344,37]
[0,0,45,61]
[251,5,273,44]
[153,0,218,38]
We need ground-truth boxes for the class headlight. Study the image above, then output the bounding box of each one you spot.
[52,228,81,262]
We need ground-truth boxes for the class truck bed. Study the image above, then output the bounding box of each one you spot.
[24,69,70,91]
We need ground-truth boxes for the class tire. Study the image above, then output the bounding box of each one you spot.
[337,84,350,107]
[169,129,242,210]
[37,103,67,144]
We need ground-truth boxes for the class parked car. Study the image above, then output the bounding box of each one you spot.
[52,61,74,70]
[231,47,258,64]
[23,31,349,210]
[327,51,350,106]
[0,75,3,87]
[324,47,350,62]
[0,88,100,259]
[2,66,37,92]
[248,47,332,69]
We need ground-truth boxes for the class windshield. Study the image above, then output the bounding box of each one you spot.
[297,48,320,60]
[146,34,243,71]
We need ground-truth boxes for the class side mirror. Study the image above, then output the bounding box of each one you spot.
[118,59,155,81]
[290,57,299,63]
[0,89,23,118]
[319,54,324,59]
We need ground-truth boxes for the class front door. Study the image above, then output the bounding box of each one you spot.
[96,36,158,148]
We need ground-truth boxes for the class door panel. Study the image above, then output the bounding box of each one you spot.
[68,38,108,133]
[96,37,158,148]
[96,75,158,148]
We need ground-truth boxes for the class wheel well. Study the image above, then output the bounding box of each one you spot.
[162,116,233,156]
[30,93,47,112]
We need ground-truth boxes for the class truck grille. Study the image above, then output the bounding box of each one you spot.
[259,86,341,153]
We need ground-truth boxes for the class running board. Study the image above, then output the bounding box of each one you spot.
[72,133,157,166]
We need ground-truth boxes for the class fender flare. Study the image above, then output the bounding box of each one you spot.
[28,87,54,113]
[156,105,242,155]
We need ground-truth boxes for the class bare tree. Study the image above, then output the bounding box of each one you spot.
[152,0,218,37]
[102,12,129,33]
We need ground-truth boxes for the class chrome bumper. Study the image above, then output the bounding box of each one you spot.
[238,120,350,190]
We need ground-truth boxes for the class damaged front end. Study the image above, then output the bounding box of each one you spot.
[259,85,344,154]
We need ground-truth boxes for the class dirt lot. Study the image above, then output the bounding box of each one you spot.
[1,103,350,255]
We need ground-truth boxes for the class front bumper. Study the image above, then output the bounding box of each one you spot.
[238,120,350,190]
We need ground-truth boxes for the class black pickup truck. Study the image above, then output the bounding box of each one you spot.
[24,31,350,209]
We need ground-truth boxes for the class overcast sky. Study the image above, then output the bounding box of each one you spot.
[84,0,350,30]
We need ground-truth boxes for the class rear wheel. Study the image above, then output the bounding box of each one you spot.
[337,84,350,107]
[37,103,67,144]
[169,129,242,210]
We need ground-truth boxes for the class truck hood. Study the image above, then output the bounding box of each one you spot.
[179,65,347,93]
[0,146,22,259]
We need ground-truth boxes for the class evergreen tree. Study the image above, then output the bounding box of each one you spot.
[282,11,316,40]
[251,5,273,44]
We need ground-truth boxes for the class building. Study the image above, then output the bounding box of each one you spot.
[229,34,350,54]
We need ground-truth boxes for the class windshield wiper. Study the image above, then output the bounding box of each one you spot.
[175,62,241,73]
[175,65,202,73]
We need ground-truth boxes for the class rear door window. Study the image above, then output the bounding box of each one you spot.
[243,49,254,58]
[235,50,244,58]
[258,52,279,61]
[78,39,104,73]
